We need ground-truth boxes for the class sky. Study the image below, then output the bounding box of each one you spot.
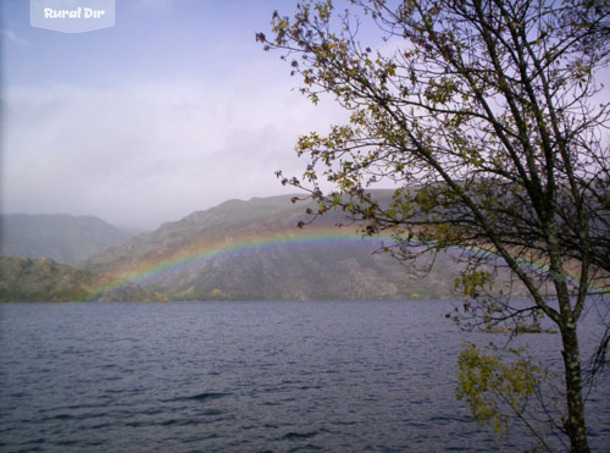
[1,0,352,229]
[3,1,608,231]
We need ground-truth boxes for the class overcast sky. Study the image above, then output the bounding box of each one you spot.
[4,1,608,231]
[2,0,353,229]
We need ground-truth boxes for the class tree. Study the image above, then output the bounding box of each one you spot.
[258,0,610,451]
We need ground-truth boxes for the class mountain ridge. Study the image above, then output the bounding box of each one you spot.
[80,193,458,301]
[1,213,135,266]
[1,193,478,301]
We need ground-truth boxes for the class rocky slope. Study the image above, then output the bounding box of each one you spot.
[6,194,521,302]
[82,194,458,301]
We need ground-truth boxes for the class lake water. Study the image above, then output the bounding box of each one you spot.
[1,300,608,452]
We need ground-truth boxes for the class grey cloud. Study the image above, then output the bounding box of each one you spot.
[3,79,346,229]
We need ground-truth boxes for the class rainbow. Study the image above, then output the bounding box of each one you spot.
[87,226,396,300]
[86,225,607,301]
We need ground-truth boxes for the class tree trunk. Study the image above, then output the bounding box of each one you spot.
[560,321,590,452]
[551,231,590,452]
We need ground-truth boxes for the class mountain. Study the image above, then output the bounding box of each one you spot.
[5,194,524,302]
[82,194,458,301]
[1,213,134,266]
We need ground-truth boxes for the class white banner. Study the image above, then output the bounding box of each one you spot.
[30,0,115,33]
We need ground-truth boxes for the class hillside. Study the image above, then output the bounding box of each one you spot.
[4,194,528,302]
[1,213,134,265]
[0,256,98,302]
[82,194,458,301]
[0,255,150,302]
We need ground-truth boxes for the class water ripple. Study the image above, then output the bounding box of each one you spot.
[1,300,608,452]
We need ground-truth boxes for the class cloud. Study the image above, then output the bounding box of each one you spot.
[2,73,346,229]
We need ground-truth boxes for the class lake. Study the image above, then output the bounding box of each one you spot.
[1,300,608,452]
